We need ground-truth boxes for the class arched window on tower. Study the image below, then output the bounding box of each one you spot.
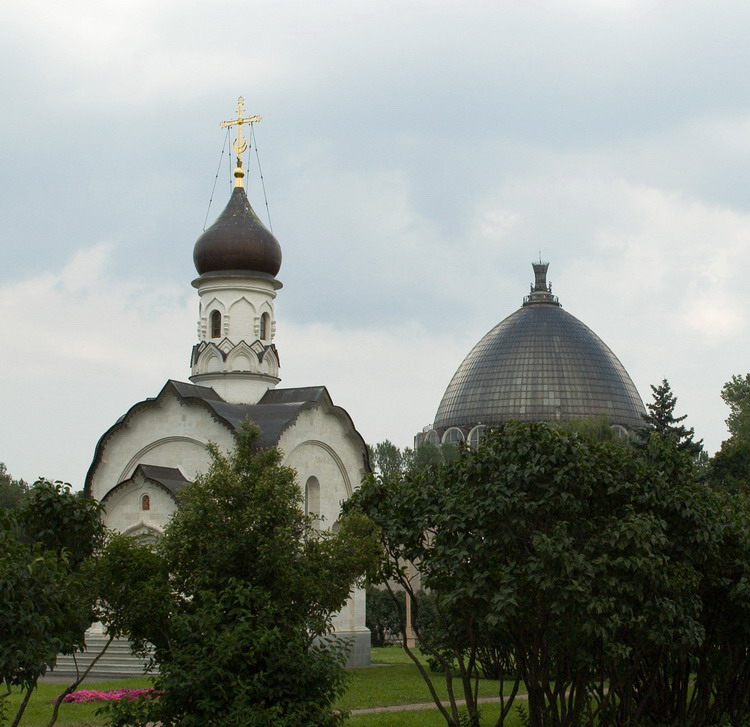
[141,494,150,511]
[210,310,222,339]
[260,312,271,341]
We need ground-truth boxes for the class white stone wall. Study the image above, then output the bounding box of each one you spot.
[278,403,369,638]
[88,390,235,503]
[190,371,279,405]
[102,474,176,536]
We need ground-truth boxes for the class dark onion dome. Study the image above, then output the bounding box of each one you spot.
[434,262,645,431]
[193,186,282,277]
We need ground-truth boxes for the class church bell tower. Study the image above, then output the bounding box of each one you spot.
[189,98,283,404]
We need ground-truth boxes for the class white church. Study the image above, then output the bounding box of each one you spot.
[82,102,372,666]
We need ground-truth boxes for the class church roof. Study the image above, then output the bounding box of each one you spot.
[258,386,329,404]
[169,380,226,401]
[100,464,190,505]
[193,186,282,278]
[137,464,191,496]
[84,381,363,496]
[157,382,331,448]
[433,263,645,431]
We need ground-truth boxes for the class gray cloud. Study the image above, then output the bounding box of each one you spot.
[2,0,749,482]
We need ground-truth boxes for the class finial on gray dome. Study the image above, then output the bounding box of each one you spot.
[523,260,560,307]
[532,261,549,292]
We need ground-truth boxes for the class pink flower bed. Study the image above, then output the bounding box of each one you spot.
[59,688,160,703]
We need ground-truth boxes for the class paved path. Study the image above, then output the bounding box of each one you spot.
[351,694,524,715]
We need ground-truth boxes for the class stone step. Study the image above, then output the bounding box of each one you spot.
[49,635,154,682]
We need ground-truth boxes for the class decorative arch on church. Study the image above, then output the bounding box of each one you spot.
[289,440,354,497]
[260,347,279,376]
[195,344,225,374]
[228,297,256,340]
[120,436,210,484]
[122,522,162,544]
[226,341,260,373]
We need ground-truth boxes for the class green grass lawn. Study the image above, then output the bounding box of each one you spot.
[371,645,424,665]
[342,646,521,711]
[3,647,523,726]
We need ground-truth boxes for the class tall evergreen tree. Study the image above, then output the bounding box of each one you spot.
[640,378,703,456]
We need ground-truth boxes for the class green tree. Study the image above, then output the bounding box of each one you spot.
[721,373,750,439]
[87,533,171,658]
[711,374,750,492]
[349,423,744,727]
[403,440,444,471]
[368,439,445,478]
[640,378,703,455]
[0,480,105,727]
[368,440,404,479]
[0,464,28,509]
[687,487,750,727]
[107,422,380,727]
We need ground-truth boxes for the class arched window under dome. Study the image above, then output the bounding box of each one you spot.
[468,426,486,450]
[610,424,629,440]
[442,428,465,446]
[425,430,440,446]
[210,310,222,339]
[260,312,271,341]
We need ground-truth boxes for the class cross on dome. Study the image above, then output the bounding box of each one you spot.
[220,96,262,188]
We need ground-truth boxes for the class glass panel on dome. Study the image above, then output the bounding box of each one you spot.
[442,428,465,445]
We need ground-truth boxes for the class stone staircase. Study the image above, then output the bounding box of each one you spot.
[50,633,155,682]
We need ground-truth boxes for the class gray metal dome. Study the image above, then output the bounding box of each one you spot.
[434,262,645,431]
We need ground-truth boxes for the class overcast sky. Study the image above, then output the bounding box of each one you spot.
[2,0,750,486]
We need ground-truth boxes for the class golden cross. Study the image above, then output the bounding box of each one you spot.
[220,97,262,187]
